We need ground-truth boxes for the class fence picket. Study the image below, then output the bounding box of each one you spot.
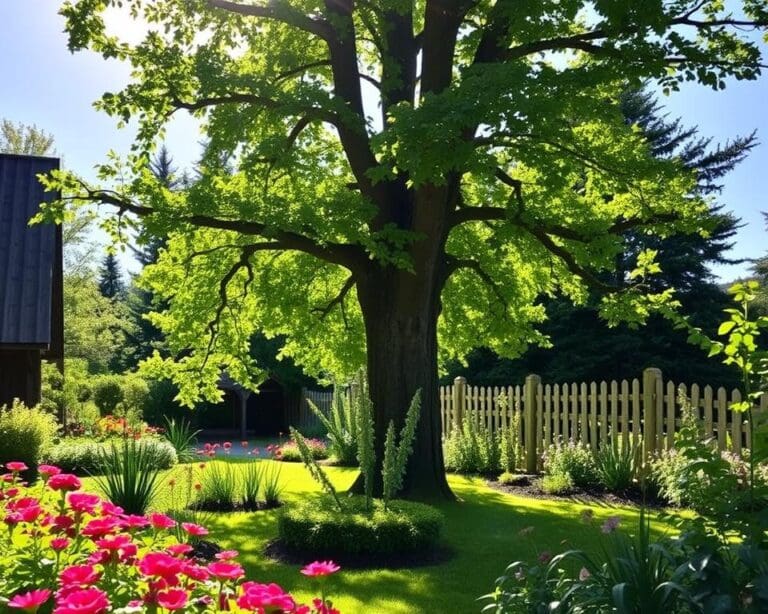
[621,380,630,448]
[632,378,641,451]
[704,386,714,438]
[717,387,728,449]
[666,381,676,449]
[732,389,743,455]
[599,381,608,446]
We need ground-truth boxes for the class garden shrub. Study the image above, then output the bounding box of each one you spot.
[595,442,637,492]
[443,419,502,476]
[278,437,328,462]
[0,400,59,478]
[279,495,443,555]
[307,377,360,466]
[46,437,177,475]
[163,416,200,462]
[193,460,238,511]
[92,375,124,416]
[93,438,164,514]
[542,440,600,489]
[540,472,574,494]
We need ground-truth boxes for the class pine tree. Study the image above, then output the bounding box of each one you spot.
[98,253,125,300]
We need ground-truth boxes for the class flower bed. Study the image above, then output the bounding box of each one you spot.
[278,439,328,463]
[0,461,341,613]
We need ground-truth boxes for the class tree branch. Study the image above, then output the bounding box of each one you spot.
[310,274,356,319]
[206,0,333,39]
[444,256,509,313]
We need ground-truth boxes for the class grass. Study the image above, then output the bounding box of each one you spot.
[81,460,676,613]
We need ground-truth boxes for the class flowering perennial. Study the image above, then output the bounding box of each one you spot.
[0,462,341,613]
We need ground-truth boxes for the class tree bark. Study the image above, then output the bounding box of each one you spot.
[352,264,454,501]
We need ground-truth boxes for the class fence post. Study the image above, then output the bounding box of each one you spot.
[524,374,541,473]
[453,376,466,430]
[642,367,662,460]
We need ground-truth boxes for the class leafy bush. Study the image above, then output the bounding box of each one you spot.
[279,495,443,555]
[595,442,637,492]
[46,437,177,475]
[540,472,574,494]
[443,419,502,476]
[93,438,164,514]
[120,373,150,416]
[163,416,200,462]
[278,437,328,462]
[0,400,59,478]
[92,375,124,416]
[0,463,340,612]
[194,461,238,511]
[542,440,600,489]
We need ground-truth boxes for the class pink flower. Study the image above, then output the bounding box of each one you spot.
[182,562,210,582]
[60,564,101,587]
[120,514,150,530]
[67,493,101,514]
[241,441,249,448]
[301,560,340,577]
[51,537,70,551]
[39,465,62,478]
[207,561,245,580]
[601,516,621,534]
[156,589,187,611]
[312,598,341,614]
[215,549,239,560]
[48,474,81,492]
[181,522,208,537]
[8,589,51,612]
[99,501,123,516]
[167,543,194,556]
[81,516,120,538]
[148,512,176,530]
[6,462,28,473]
[53,587,109,614]
[237,582,295,612]
[223,442,232,450]
[579,567,591,581]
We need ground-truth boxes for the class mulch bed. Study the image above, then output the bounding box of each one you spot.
[264,539,454,570]
[487,474,667,508]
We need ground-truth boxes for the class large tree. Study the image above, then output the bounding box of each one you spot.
[45,1,768,498]
[0,119,55,156]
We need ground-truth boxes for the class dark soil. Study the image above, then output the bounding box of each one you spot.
[487,474,667,508]
[191,539,222,561]
[188,500,282,513]
[264,539,455,570]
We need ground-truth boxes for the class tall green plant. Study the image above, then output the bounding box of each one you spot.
[356,372,376,510]
[382,390,422,508]
[93,439,162,514]
[289,427,342,510]
[163,416,200,462]
[307,383,359,466]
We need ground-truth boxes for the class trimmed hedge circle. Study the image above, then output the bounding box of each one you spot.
[278,495,443,555]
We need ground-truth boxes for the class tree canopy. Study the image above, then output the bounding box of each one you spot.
[39,1,768,495]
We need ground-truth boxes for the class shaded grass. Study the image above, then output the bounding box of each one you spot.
[82,462,676,613]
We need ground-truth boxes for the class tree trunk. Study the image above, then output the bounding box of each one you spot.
[352,266,454,500]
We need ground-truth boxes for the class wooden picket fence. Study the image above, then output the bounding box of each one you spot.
[441,368,768,472]
[296,388,335,430]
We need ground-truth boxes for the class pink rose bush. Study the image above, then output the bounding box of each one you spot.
[0,462,341,613]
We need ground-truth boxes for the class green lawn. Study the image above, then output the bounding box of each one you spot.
[84,461,675,613]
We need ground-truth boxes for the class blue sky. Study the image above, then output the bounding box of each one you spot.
[1,2,766,280]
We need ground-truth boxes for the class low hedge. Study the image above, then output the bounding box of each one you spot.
[278,439,328,462]
[45,437,178,475]
[278,495,443,555]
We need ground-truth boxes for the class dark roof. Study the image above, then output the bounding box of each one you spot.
[0,154,62,351]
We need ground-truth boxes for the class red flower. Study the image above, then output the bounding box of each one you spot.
[237,582,295,612]
[214,549,239,560]
[5,462,28,473]
[223,442,232,449]
[181,522,208,537]
[60,564,101,587]
[67,493,101,514]
[8,589,51,612]
[99,501,123,516]
[120,514,150,530]
[148,512,176,530]
[156,589,188,611]
[138,552,184,580]
[241,441,249,447]
[38,465,62,478]
[19,505,43,523]
[48,474,81,492]
[53,587,110,614]
[167,543,193,556]
[182,562,210,582]
[207,561,245,580]
[51,537,70,551]
[81,516,120,538]
[300,561,340,577]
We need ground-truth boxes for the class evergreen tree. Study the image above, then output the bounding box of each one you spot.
[98,253,125,300]
[448,89,754,388]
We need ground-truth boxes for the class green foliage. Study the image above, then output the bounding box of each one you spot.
[499,397,521,473]
[93,438,163,514]
[355,374,376,509]
[277,438,327,462]
[92,375,125,416]
[0,400,59,478]
[163,416,200,462]
[41,359,100,429]
[260,461,284,508]
[194,461,238,511]
[278,495,443,555]
[307,384,358,466]
[382,390,421,507]
[595,442,637,492]
[0,119,55,155]
[539,472,575,495]
[241,461,263,510]
[46,437,177,475]
[543,441,600,490]
[444,419,504,476]
[289,427,342,510]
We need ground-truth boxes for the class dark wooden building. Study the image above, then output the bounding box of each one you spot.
[0,154,63,408]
